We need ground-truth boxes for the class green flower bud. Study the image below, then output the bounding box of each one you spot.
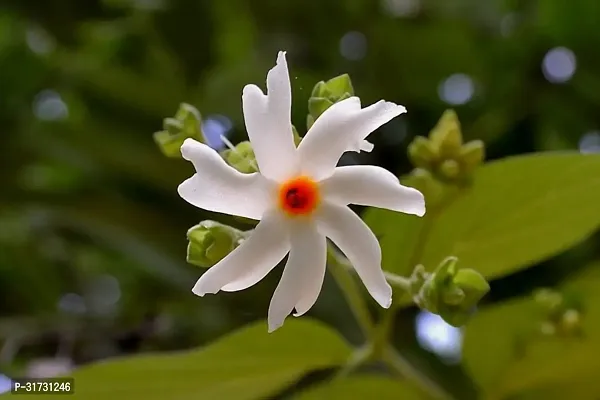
[430,109,463,158]
[407,136,438,169]
[186,221,246,268]
[154,103,204,158]
[408,264,428,294]
[440,309,473,327]
[533,288,563,315]
[175,102,202,123]
[439,159,461,180]
[459,140,485,172]
[559,309,582,335]
[307,74,355,130]
[412,257,489,327]
[153,130,187,158]
[452,268,490,306]
[308,97,334,120]
[163,117,183,135]
[408,169,445,207]
[325,74,354,98]
[311,81,329,98]
[221,141,258,173]
[417,278,439,313]
[442,285,465,306]
[306,114,315,131]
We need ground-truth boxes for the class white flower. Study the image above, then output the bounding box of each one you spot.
[178,51,426,332]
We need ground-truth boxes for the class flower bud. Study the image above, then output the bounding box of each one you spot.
[306,114,315,131]
[559,309,582,335]
[439,159,461,180]
[154,103,204,158]
[308,97,334,121]
[429,109,463,159]
[459,140,485,172]
[407,136,438,169]
[186,221,247,268]
[307,74,355,130]
[408,168,445,207]
[411,257,489,327]
[325,74,355,98]
[163,118,183,135]
[311,81,329,98]
[452,268,490,307]
[221,141,258,173]
[533,288,563,315]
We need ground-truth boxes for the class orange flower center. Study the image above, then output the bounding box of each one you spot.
[278,176,320,216]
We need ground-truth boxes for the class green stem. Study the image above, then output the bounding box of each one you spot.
[383,346,454,400]
[376,188,464,398]
[384,271,412,291]
[327,246,375,340]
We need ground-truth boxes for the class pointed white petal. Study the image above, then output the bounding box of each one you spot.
[360,140,374,152]
[178,139,272,220]
[316,202,392,308]
[322,165,425,216]
[192,210,289,296]
[347,139,374,153]
[292,231,327,317]
[242,51,298,181]
[297,97,406,180]
[268,223,327,332]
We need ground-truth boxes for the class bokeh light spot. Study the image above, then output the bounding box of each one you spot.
[26,26,55,55]
[415,311,463,364]
[579,131,600,154]
[340,31,367,61]
[33,90,68,121]
[202,114,233,150]
[438,74,475,105]
[542,47,577,84]
[382,0,421,17]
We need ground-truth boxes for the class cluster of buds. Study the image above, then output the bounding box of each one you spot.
[533,288,583,337]
[306,74,354,130]
[186,221,249,268]
[407,110,485,185]
[408,257,490,327]
[153,103,205,158]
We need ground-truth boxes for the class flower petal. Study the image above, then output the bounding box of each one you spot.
[297,97,406,180]
[178,139,272,220]
[192,210,290,296]
[242,51,298,181]
[268,223,327,332]
[316,202,392,308]
[360,140,375,152]
[347,139,374,153]
[321,165,425,216]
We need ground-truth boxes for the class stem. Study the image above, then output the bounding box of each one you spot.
[384,271,412,291]
[383,346,454,400]
[327,246,375,340]
[375,188,464,398]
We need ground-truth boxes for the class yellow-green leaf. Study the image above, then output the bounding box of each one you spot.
[366,153,600,282]
[14,319,351,400]
[463,266,600,399]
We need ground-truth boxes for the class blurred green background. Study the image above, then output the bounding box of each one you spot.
[1,0,600,398]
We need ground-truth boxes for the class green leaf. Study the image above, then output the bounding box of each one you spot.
[366,153,600,281]
[17,319,351,400]
[463,266,600,399]
[292,376,428,400]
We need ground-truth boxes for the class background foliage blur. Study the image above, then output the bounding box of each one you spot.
[1,0,600,399]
